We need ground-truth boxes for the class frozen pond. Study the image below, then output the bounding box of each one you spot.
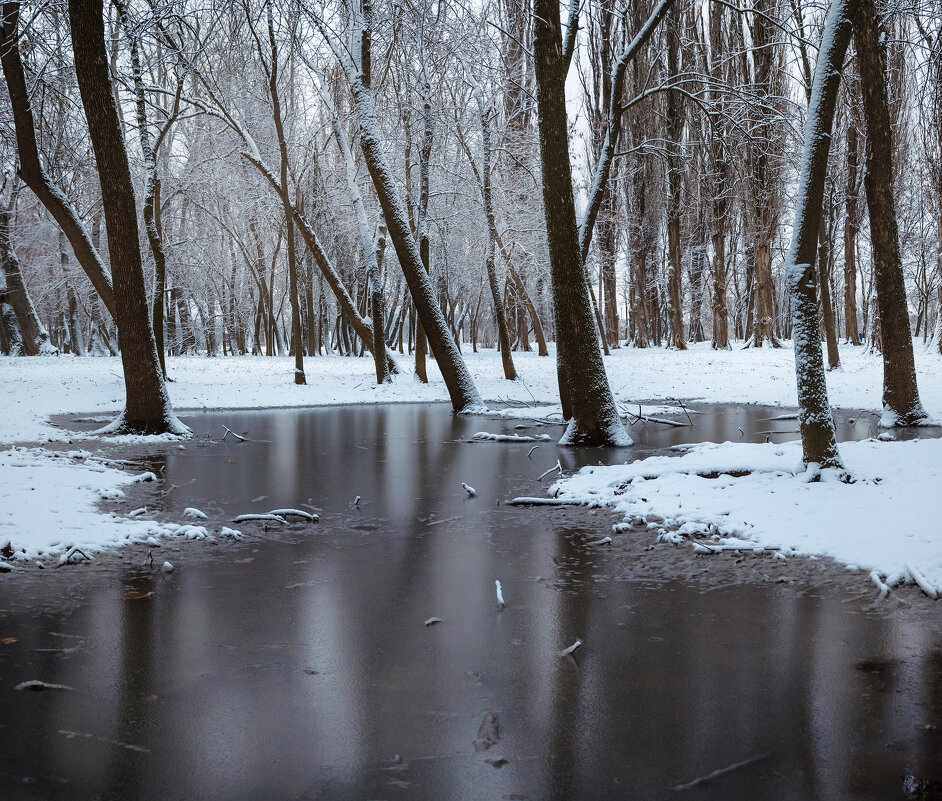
[1,403,940,800]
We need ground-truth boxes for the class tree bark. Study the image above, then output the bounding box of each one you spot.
[69,0,184,435]
[843,116,862,344]
[532,0,629,445]
[313,14,483,413]
[0,202,52,355]
[784,0,851,469]
[853,0,928,425]
[479,96,516,380]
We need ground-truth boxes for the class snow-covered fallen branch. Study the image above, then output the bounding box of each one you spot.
[505,497,583,506]
[233,513,287,524]
[471,431,552,443]
[268,508,319,522]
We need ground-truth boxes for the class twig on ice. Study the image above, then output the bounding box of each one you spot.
[869,570,891,599]
[424,617,442,627]
[672,752,770,791]
[559,640,582,657]
[537,460,563,481]
[585,536,612,547]
[526,445,541,459]
[462,483,477,497]
[906,565,939,599]
[495,580,505,609]
[353,496,361,507]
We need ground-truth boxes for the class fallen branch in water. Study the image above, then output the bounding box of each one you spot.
[269,508,319,522]
[672,753,770,791]
[222,425,247,442]
[505,496,582,507]
[537,460,563,481]
[233,513,287,524]
[559,639,582,657]
[472,432,552,443]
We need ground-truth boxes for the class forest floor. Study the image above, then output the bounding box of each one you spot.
[1,339,942,597]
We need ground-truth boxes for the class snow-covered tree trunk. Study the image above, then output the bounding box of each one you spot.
[853,0,928,426]
[532,0,629,446]
[784,0,852,469]
[311,10,483,413]
[69,0,185,435]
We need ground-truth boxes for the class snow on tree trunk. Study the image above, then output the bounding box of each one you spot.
[784,0,851,469]
[312,13,483,413]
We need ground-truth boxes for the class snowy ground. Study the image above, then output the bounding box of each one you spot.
[2,339,941,445]
[1,340,942,589]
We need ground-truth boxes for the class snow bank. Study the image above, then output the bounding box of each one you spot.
[1,340,941,445]
[551,437,942,592]
[0,447,220,565]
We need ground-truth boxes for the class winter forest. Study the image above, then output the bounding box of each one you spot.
[2,0,942,797]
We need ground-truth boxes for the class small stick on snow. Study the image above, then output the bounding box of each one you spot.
[906,565,939,599]
[526,445,541,458]
[269,508,319,522]
[869,571,891,599]
[559,640,582,657]
[537,460,563,481]
[585,536,613,547]
[462,483,477,497]
[424,617,442,626]
[496,580,505,609]
[233,513,287,524]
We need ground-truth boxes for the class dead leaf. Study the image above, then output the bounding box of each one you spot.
[141,694,158,703]
[2,637,16,645]
[235,557,255,564]
[123,591,153,601]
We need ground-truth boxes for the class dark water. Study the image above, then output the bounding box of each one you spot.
[1,403,941,800]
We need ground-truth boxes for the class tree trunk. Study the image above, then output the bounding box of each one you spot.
[1,2,115,318]
[843,118,862,344]
[0,203,53,355]
[665,4,686,350]
[318,21,483,412]
[854,0,928,425]
[69,0,184,434]
[532,0,628,445]
[783,0,851,469]
[479,96,516,380]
